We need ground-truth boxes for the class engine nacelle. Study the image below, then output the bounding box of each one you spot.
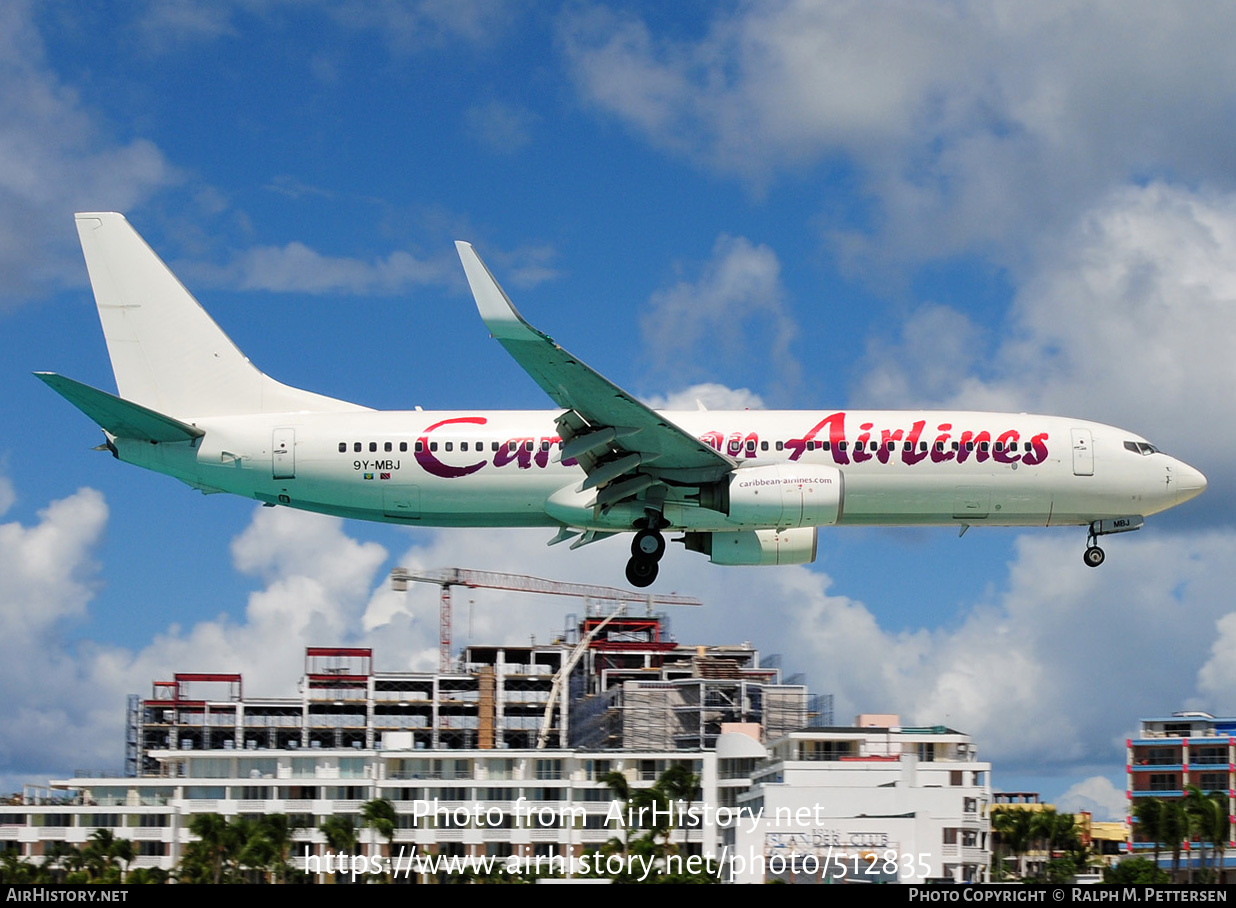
[721,463,844,528]
[684,527,819,565]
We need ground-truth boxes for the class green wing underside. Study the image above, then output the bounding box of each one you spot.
[35,372,204,443]
[455,242,735,487]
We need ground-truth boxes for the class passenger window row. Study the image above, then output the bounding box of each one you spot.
[338,440,559,454]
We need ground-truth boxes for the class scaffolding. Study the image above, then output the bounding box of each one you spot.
[130,598,826,772]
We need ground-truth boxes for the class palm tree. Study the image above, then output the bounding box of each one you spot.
[187,813,235,885]
[236,824,277,884]
[1133,799,1164,872]
[108,836,135,883]
[1209,792,1231,885]
[601,769,636,860]
[1160,799,1188,881]
[0,849,35,883]
[41,840,75,884]
[361,798,396,881]
[83,829,121,882]
[991,808,1035,879]
[257,814,300,883]
[1030,809,1084,881]
[319,815,358,884]
[656,762,700,850]
[1185,786,1230,883]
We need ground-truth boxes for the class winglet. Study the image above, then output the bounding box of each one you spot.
[455,241,540,342]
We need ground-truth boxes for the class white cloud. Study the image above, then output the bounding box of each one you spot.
[328,0,514,52]
[0,486,106,640]
[0,3,177,306]
[465,101,539,154]
[0,473,14,516]
[136,0,237,51]
[640,235,798,390]
[1197,612,1236,710]
[0,484,109,784]
[5,468,1236,799]
[1056,776,1127,822]
[218,242,457,295]
[561,3,1236,270]
[643,383,766,412]
[183,237,558,296]
[854,182,1236,516]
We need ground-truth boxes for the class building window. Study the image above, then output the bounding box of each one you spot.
[535,759,562,781]
[1142,746,1181,766]
[1192,746,1227,765]
[803,740,852,761]
[1196,772,1228,792]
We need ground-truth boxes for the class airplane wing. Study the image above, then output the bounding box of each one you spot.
[455,243,735,500]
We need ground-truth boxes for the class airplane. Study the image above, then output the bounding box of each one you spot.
[38,212,1207,588]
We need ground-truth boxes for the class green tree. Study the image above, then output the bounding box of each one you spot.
[1160,799,1188,881]
[184,813,236,884]
[256,814,301,884]
[1185,786,1230,884]
[1133,799,1164,871]
[83,829,125,882]
[1028,809,1084,881]
[593,763,718,883]
[1104,856,1169,884]
[0,849,36,883]
[319,815,358,884]
[361,798,397,881]
[41,840,76,884]
[990,808,1035,879]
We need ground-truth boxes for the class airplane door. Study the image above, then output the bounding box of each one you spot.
[272,428,295,479]
[1071,428,1094,476]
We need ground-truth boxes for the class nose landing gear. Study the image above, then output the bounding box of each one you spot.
[1082,516,1144,567]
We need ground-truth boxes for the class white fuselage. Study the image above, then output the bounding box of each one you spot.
[114,407,1204,533]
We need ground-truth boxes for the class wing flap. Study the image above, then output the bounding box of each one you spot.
[35,372,205,443]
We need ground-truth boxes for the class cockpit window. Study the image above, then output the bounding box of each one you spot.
[1124,440,1160,456]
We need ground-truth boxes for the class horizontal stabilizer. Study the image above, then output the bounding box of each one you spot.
[35,372,204,443]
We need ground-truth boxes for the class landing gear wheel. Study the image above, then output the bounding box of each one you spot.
[632,529,666,562]
[625,556,659,588]
[1083,545,1105,568]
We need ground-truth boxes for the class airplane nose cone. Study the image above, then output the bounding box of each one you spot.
[1175,462,1207,504]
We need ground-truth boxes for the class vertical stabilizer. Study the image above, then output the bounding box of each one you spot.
[74,212,367,417]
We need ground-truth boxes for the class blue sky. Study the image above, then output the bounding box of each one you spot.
[2,1,1235,821]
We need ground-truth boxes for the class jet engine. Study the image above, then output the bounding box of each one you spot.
[700,463,844,527]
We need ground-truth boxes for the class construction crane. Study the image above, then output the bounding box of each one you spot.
[536,605,627,749]
[389,567,702,672]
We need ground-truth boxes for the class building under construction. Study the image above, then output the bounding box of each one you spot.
[134,611,815,775]
[7,599,994,882]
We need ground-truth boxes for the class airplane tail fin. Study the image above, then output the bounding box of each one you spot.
[73,212,366,418]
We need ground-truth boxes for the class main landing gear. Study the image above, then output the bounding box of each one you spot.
[626,521,667,588]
